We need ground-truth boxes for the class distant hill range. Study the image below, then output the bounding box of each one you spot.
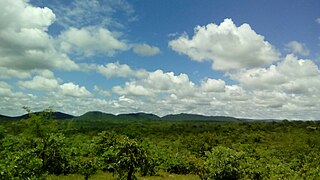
[162,113,239,122]
[0,111,287,122]
[0,112,74,121]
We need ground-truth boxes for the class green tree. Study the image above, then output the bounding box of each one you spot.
[0,107,69,179]
[200,146,245,180]
[93,131,152,180]
[0,134,43,179]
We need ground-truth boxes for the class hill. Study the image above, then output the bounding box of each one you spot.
[0,114,16,121]
[117,112,161,121]
[0,112,74,121]
[76,111,116,120]
[0,111,260,122]
[162,113,239,122]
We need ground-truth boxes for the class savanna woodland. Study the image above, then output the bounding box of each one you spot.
[1,108,320,180]
[1,0,320,179]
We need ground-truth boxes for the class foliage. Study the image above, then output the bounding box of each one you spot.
[0,108,69,179]
[1,109,320,179]
[93,131,155,180]
[200,146,245,180]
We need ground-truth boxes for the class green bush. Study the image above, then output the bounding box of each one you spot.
[199,146,245,180]
[93,131,155,180]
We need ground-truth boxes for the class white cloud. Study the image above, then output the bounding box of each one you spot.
[0,81,25,97]
[0,93,113,116]
[132,43,161,56]
[0,81,11,89]
[2,59,320,119]
[316,18,320,24]
[0,67,32,79]
[231,54,320,95]
[229,66,287,90]
[0,0,55,31]
[201,78,225,92]
[278,54,319,77]
[145,70,194,92]
[0,81,13,97]
[97,62,148,79]
[105,57,320,119]
[223,85,250,101]
[253,90,289,108]
[58,82,92,97]
[18,71,59,91]
[60,26,128,56]
[50,0,134,28]
[112,69,196,99]
[168,32,179,37]
[286,41,310,56]
[0,0,79,73]
[113,82,153,96]
[94,85,111,97]
[169,18,280,71]
[19,76,59,91]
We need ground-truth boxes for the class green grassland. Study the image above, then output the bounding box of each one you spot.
[1,109,320,179]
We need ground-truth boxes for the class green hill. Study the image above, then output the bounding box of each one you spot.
[1,111,244,123]
[76,111,116,120]
[162,113,239,122]
[0,112,74,121]
[117,112,161,121]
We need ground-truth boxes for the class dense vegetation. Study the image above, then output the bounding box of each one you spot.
[1,109,320,179]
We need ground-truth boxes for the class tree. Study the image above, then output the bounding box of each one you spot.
[200,146,245,180]
[0,107,69,179]
[93,131,152,180]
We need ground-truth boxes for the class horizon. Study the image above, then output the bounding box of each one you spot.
[1,109,315,121]
[1,0,320,120]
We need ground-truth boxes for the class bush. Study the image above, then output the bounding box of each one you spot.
[198,146,245,180]
[93,131,155,180]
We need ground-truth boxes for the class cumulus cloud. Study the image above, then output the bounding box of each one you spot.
[94,85,111,97]
[59,26,128,57]
[169,18,280,71]
[285,41,310,56]
[18,70,59,91]
[19,76,59,91]
[146,70,196,97]
[231,54,320,95]
[0,92,112,116]
[113,82,153,96]
[106,56,320,119]
[107,69,255,117]
[1,1,319,120]
[58,82,92,97]
[97,62,148,79]
[0,81,11,89]
[201,78,225,92]
[2,58,320,119]
[112,69,196,98]
[229,66,287,90]
[0,81,14,97]
[16,69,93,98]
[253,90,289,109]
[0,0,78,73]
[132,43,161,56]
[0,81,25,97]
[0,0,54,30]
[0,67,32,79]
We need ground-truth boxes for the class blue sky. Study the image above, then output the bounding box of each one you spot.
[0,0,320,119]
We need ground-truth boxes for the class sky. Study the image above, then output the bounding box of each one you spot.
[0,0,320,120]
